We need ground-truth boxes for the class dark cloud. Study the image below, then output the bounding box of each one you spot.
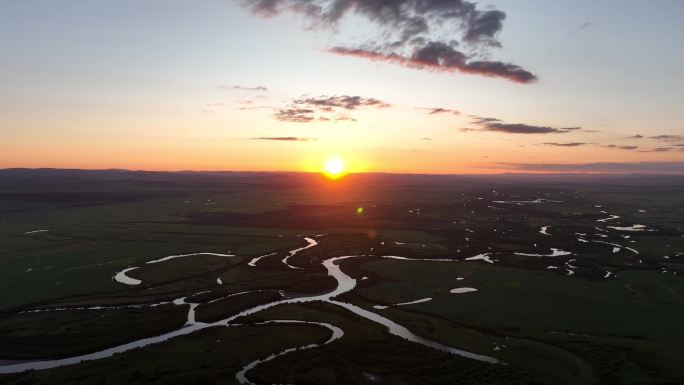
[294,95,390,110]
[425,107,459,115]
[226,85,269,91]
[649,135,684,141]
[470,116,501,124]
[274,94,388,122]
[536,143,639,150]
[603,144,639,150]
[331,46,537,83]
[629,134,643,139]
[460,59,537,83]
[421,137,432,140]
[251,136,317,141]
[500,162,684,174]
[464,9,506,46]
[274,108,315,122]
[639,147,673,153]
[482,124,565,134]
[243,0,506,46]
[241,0,535,83]
[468,116,581,134]
[542,142,587,147]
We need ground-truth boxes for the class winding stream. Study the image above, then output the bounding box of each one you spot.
[514,248,572,257]
[113,252,236,286]
[113,267,142,285]
[248,252,276,267]
[235,320,344,385]
[281,237,318,269]
[0,242,500,381]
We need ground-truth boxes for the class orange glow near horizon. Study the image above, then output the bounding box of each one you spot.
[323,156,347,179]
[2,132,682,175]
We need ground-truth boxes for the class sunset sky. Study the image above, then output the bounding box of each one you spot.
[1,0,683,174]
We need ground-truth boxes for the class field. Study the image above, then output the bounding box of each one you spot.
[0,169,682,385]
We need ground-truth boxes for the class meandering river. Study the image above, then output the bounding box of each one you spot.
[0,239,499,382]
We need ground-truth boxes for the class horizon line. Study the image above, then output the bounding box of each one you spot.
[2,167,684,177]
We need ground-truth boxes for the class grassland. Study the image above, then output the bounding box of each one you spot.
[0,169,682,384]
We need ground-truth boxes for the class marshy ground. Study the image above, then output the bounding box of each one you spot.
[0,169,682,385]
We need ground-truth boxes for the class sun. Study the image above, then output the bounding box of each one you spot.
[323,157,346,179]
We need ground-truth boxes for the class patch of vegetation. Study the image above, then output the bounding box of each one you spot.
[195,291,283,323]
[0,304,186,359]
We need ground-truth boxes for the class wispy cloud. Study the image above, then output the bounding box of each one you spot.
[541,143,641,150]
[500,162,684,174]
[293,95,390,110]
[251,136,316,142]
[274,94,389,123]
[274,108,316,123]
[331,46,537,83]
[639,147,674,153]
[541,142,588,147]
[649,135,684,142]
[424,107,460,115]
[221,85,268,91]
[241,0,536,83]
[556,21,592,45]
[466,116,581,134]
[470,116,502,124]
[603,144,638,150]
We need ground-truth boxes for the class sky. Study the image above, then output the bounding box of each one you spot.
[1,0,683,174]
